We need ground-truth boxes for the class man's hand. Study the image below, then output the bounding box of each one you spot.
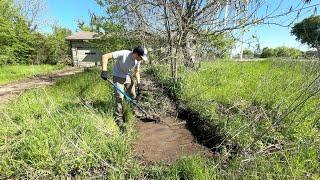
[137,83,142,96]
[100,70,109,80]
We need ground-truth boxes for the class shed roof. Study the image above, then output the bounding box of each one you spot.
[66,31,100,40]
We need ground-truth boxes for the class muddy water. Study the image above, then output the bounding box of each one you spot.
[134,117,211,162]
[133,74,212,163]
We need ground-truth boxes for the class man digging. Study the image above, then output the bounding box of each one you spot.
[100,46,148,131]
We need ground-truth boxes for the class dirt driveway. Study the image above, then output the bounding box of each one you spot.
[0,67,84,104]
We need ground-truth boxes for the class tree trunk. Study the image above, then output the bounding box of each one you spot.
[182,33,196,68]
[163,0,176,81]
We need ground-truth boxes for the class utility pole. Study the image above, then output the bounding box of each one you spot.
[223,1,229,29]
[230,0,238,59]
[240,0,249,60]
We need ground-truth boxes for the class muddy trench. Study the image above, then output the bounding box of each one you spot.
[132,73,231,163]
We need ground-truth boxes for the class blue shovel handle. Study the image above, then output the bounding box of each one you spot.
[107,80,148,116]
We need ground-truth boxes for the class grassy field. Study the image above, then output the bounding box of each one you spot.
[147,59,320,179]
[180,60,319,144]
[0,69,140,178]
[0,60,319,179]
[0,64,65,84]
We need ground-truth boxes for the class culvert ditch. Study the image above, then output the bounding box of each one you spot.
[133,72,239,163]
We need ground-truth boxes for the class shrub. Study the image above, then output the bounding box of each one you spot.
[260,47,275,58]
[243,49,254,58]
[261,46,302,59]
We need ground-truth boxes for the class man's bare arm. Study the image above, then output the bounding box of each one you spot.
[134,67,141,84]
[101,53,113,71]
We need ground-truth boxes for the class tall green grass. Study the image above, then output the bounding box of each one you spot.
[179,60,319,144]
[0,69,138,178]
[1,61,319,179]
[147,59,320,179]
[0,64,64,84]
[145,147,319,179]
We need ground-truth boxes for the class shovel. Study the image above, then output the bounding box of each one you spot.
[106,79,160,123]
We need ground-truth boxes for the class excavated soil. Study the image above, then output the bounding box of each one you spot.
[133,74,212,163]
[0,67,84,104]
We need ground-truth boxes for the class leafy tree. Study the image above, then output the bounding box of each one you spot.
[199,33,235,59]
[0,0,35,65]
[243,49,254,57]
[77,19,94,32]
[98,22,139,52]
[260,46,302,59]
[44,26,72,65]
[288,48,302,59]
[78,15,141,54]
[291,15,320,56]
[260,47,275,58]
[0,0,72,65]
[275,46,302,59]
[0,0,16,64]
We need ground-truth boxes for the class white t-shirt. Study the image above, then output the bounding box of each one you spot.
[112,50,140,80]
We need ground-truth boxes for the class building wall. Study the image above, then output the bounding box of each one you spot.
[70,40,102,67]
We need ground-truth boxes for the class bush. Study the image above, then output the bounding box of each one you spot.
[0,0,36,65]
[275,46,302,59]
[260,47,275,58]
[243,49,254,58]
[43,26,72,65]
[0,1,72,66]
[198,33,235,59]
[261,46,302,59]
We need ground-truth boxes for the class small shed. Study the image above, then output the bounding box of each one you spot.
[66,31,102,67]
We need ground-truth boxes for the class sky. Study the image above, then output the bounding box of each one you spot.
[44,0,104,33]
[242,0,320,52]
[43,0,319,52]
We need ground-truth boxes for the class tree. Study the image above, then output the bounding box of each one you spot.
[14,0,48,32]
[199,33,235,59]
[0,0,36,65]
[95,0,317,80]
[260,46,302,59]
[243,49,254,58]
[44,26,72,65]
[1,0,73,65]
[291,15,320,56]
[260,47,275,58]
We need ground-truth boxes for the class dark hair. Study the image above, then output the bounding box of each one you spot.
[133,46,145,56]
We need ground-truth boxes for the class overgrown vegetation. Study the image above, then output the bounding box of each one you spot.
[1,0,319,179]
[0,0,72,65]
[198,33,236,59]
[0,64,64,84]
[1,60,319,179]
[146,59,320,179]
[260,46,302,59]
[291,15,320,56]
[0,69,140,178]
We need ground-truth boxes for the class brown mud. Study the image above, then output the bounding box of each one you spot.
[133,74,213,163]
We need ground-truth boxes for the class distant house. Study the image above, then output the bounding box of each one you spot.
[66,31,102,67]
